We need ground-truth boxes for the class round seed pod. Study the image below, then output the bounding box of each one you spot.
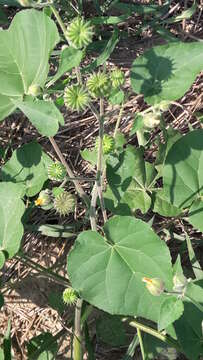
[48,162,66,182]
[66,17,93,49]
[64,84,89,112]
[87,72,111,98]
[54,191,75,216]
[95,134,115,155]
[110,67,125,88]
[63,288,78,305]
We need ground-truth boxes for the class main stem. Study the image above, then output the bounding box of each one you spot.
[49,137,90,207]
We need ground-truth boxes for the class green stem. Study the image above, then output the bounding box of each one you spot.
[137,328,145,360]
[113,102,124,137]
[129,319,181,352]
[74,299,83,360]
[50,5,69,42]
[49,136,90,207]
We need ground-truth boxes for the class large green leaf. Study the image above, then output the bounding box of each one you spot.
[163,130,203,207]
[107,148,157,213]
[68,215,173,322]
[12,98,64,137]
[131,42,203,105]
[163,130,203,230]
[0,182,25,262]
[1,142,51,197]
[174,301,203,360]
[0,9,59,120]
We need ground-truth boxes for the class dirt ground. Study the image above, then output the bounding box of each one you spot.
[0,1,203,359]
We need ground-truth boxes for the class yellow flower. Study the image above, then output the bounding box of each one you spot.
[142,277,165,296]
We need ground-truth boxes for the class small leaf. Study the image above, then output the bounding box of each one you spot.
[13,98,63,137]
[158,297,184,331]
[83,28,119,73]
[80,148,97,166]
[108,89,124,105]
[48,47,83,86]
[130,114,144,135]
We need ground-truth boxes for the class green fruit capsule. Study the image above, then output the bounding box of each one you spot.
[63,288,78,305]
[54,191,75,216]
[110,67,125,88]
[87,72,110,98]
[66,17,93,49]
[64,85,89,112]
[48,162,66,182]
[95,134,115,155]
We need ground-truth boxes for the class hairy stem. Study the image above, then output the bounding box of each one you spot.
[49,136,90,207]
[113,102,124,137]
[73,299,83,360]
[50,5,69,42]
[130,319,181,352]
[137,328,145,360]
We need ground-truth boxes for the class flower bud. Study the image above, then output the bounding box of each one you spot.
[63,288,77,305]
[27,84,42,97]
[142,277,165,296]
[35,190,51,207]
[173,274,187,293]
[48,162,66,182]
[18,0,32,6]
[143,112,161,129]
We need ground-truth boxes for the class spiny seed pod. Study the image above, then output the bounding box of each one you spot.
[87,72,110,98]
[63,288,77,305]
[143,112,161,129]
[64,84,89,112]
[173,274,187,293]
[110,68,125,88]
[48,162,66,182]
[95,134,115,155]
[66,17,93,49]
[35,190,51,207]
[142,277,165,296]
[27,84,42,96]
[54,191,75,216]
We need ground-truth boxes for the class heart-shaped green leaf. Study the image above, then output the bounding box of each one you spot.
[0,182,25,262]
[163,130,203,208]
[0,9,59,120]
[68,216,173,322]
[1,142,51,197]
[13,98,64,137]
[131,42,203,105]
[163,130,203,231]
